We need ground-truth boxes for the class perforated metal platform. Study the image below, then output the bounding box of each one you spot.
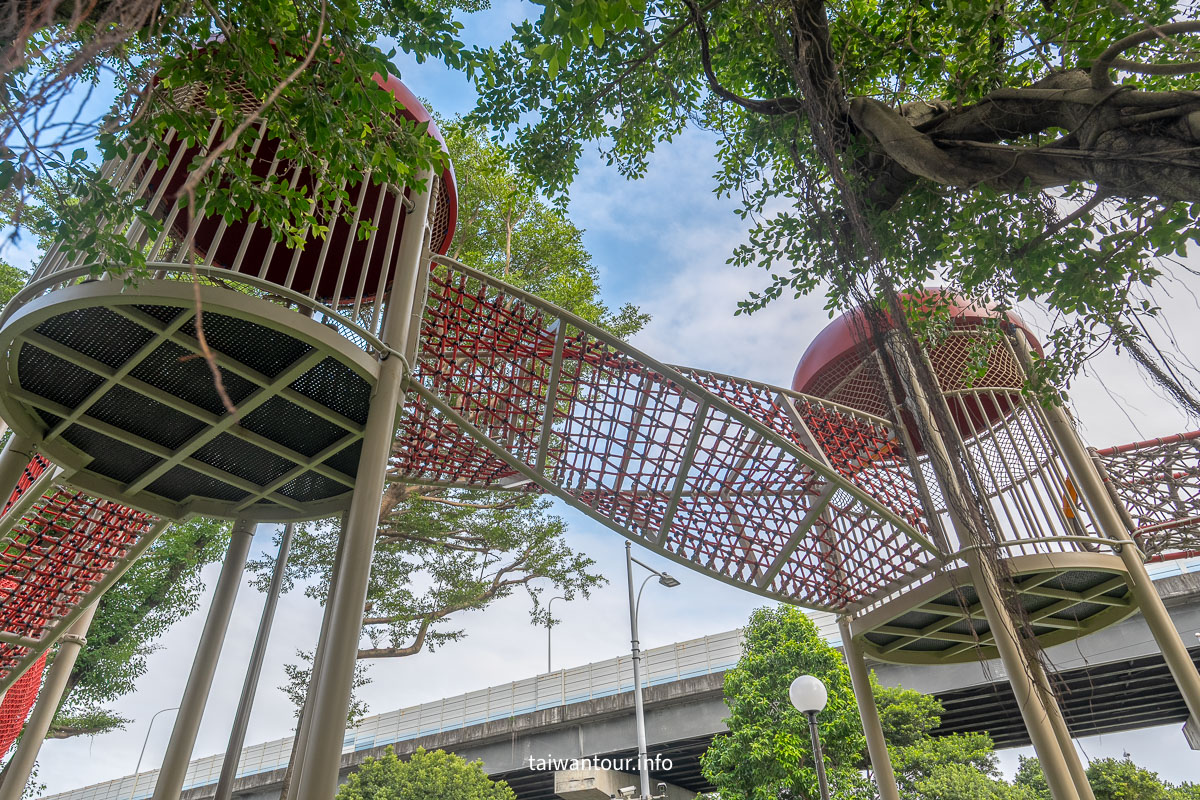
[0,280,378,521]
[850,553,1136,664]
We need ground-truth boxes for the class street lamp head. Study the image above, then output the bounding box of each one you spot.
[657,572,680,588]
[789,674,828,714]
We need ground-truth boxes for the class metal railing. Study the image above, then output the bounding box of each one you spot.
[15,125,434,349]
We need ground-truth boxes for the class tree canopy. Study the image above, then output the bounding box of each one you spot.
[334,747,516,800]
[470,0,1200,406]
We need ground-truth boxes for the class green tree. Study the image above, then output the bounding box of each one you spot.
[703,605,1033,800]
[470,0,1200,408]
[877,679,1014,800]
[335,747,515,800]
[1087,757,1172,800]
[51,517,231,737]
[261,492,606,720]
[1017,754,1200,800]
[1014,756,1051,800]
[700,606,871,800]
[440,115,647,337]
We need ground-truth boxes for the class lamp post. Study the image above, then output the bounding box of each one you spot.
[129,707,179,800]
[547,595,566,673]
[789,675,830,800]
[625,541,680,800]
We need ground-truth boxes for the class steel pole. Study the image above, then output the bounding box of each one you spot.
[837,618,900,800]
[214,524,294,800]
[1029,657,1095,800]
[626,542,652,800]
[293,172,436,800]
[1041,402,1200,725]
[806,711,831,800]
[152,518,256,800]
[280,514,347,800]
[0,433,35,503]
[1009,329,1200,727]
[884,334,1082,800]
[0,603,99,800]
[964,552,1081,800]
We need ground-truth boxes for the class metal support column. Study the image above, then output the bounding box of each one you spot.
[280,514,348,800]
[1029,657,1095,800]
[961,552,1080,800]
[0,433,35,503]
[838,618,900,800]
[293,172,436,800]
[883,333,1082,800]
[0,603,100,800]
[1043,402,1200,723]
[214,524,294,800]
[1013,330,1200,728]
[152,518,256,800]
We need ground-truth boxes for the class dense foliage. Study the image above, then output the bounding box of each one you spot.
[4,0,471,276]
[334,747,516,800]
[701,606,870,799]
[471,0,1200,404]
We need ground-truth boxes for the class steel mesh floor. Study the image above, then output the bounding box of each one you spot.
[861,568,1134,662]
[9,300,372,519]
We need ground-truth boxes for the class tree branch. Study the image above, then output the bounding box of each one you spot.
[682,0,802,116]
[1091,20,1200,89]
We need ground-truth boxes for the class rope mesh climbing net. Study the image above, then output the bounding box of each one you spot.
[1095,430,1200,559]
[392,258,941,611]
[0,454,159,715]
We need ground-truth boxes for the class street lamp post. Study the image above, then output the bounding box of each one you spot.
[129,707,179,800]
[789,675,830,800]
[625,541,680,800]
[547,595,566,673]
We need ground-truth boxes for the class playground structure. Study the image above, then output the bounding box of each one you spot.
[0,69,1196,800]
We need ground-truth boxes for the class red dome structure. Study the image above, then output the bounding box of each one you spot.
[141,73,457,305]
[793,290,1043,454]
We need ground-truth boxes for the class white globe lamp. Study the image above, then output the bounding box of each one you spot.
[788,674,828,714]
[788,674,830,800]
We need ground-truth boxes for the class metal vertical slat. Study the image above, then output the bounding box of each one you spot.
[351,180,390,322]
[329,170,373,306]
[204,121,271,268]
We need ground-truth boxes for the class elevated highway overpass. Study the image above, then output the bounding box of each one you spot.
[40,566,1200,800]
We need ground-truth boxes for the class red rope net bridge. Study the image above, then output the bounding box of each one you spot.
[0,455,161,748]
[1094,430,1200,560]
[392,258,944,611]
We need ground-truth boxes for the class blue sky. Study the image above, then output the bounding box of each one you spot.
[15,1,1200,792]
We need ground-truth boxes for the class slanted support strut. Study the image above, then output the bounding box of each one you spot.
[214,523,294,800]
[152,518,256,800]
[0,604,100,800]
